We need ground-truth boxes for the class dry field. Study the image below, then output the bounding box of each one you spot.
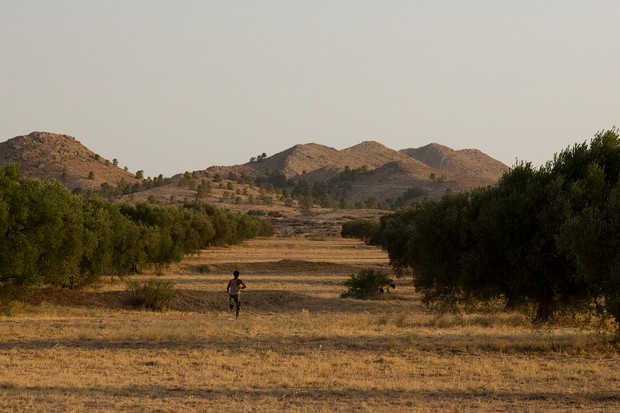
[1,237,619,412]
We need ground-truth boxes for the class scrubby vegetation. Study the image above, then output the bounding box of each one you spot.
[0,164,273,306]
[126,279,176,311]
[372,128,620,331]
[341,218,380,243]
[97,174,172,198]
[342,269,395,299]
[252,165,392,210]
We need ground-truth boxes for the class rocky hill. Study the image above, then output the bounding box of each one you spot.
[211,140,509,203]
[0,131,509,213]
[0,131,140,191]
[401,143,509,185]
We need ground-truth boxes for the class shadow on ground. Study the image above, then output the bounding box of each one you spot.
[25,287,404,314]
[1,383,618,411]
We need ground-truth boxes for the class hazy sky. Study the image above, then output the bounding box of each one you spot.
[1,1,619,177]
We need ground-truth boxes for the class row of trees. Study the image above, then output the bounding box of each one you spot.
[0,164,273,304]
[95,174,171,198]
[371,129,620,329]
[252,165,398,210]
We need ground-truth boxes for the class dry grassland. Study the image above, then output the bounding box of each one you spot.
[1,237,619,412]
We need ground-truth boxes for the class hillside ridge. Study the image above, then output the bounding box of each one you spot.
[0,131,140,191]
[0,131,510,214]
[401,143,509,183]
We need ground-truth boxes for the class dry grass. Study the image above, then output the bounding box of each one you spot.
[1,237,619,412]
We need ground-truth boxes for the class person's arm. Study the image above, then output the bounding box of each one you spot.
[226,280,231,294]
[238,280,246,290]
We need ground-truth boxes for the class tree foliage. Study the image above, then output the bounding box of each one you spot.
[341,218,380,243]
[372,128,620,328]
[0,165,273,305]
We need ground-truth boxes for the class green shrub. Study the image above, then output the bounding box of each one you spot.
[127,279,175,310]
[247,209,266,216]
[341,218,380,243]
[342,269,395,299]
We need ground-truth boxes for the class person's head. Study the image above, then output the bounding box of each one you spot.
[233,270,239,278]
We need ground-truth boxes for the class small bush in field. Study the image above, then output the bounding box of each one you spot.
[127,279,176,310]
[342,269,395,299]
[195,264,214,274]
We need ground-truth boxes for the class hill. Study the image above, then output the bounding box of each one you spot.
[401,143,510,186]
[211,140,509,204]
[0,131,509,235]
[0,131,140,191]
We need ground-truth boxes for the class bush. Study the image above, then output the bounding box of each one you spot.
[342,269,395,299]
[195,264,213,274]
[341,218,380,243]
[127,279,176,310]
[247,209,266,216]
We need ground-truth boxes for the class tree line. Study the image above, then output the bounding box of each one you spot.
[252,165,401,210]
[368,129,620,329]
[0,164,273,304]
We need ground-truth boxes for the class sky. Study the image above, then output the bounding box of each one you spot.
[1,1,619,178]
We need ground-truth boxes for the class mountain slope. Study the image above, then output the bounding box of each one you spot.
[0,132,509,207]
[201,139,509,205]
[0,131,140,191]
[246,143,344,178]
[400,143,510,187]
